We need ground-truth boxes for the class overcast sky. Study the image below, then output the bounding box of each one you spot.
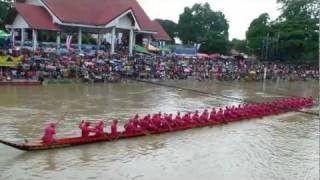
[137,0,281,40]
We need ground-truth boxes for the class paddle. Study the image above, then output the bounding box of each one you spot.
[144,131,151,136]
[55,115,66,126]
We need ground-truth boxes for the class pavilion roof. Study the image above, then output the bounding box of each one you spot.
[151,20,172,41]
[42,0,155,31]
[15,3,60,31]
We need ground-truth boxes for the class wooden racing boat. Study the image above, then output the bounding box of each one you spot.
[0,99,315,151]
[0,120,223,151]
[0,80,42,86]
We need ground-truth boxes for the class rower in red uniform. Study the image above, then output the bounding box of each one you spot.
[147,118,158,132]
[175,112,184,127]
[132,114,140,131]
[216,108,224,122]
[232,107,241,120]
[228,108,237,121]
[152,114,162,129]
[308,96,315,106]
[138,115,148,132]
[164,113,174,128]
[42,122,56,144]
[192,110,200,124]
[251,104,260,118]
[160,114,170,130]
[79,120,95,138]
[94,120,105,137]
[200,109,209,122]
[127,115,141,133]
[183,112,192,125]
[168,114,178,128]
[209,108,216,121]
[229,106,239,120]
[124,120,135,135]
[111,120,118,138]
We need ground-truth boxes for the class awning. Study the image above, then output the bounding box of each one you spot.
[133,45,151,54]
[0,55,24,67]
[172,47,197,56]
[160,46,171,53]
[147,44,160,52]
[0,30,10,38]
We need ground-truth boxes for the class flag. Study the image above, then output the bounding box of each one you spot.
[193,43,201,50]
[196,43,201,50]
[66,35,73,49]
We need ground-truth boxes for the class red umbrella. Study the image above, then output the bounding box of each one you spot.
[197,53,210,58]
[209,53,220,60]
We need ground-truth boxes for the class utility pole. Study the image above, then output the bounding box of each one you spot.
[276,32,280,61]
[318,9,320,112]
[265,33,269,61]
[261,39,265,61]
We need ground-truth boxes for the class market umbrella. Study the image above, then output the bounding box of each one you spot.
[209,53,220,60]
[197,53,210,58]
[0,30,10,38]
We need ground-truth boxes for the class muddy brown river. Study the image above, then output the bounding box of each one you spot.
[0,80,319,180]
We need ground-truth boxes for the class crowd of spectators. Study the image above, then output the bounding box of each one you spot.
[0,49,318,83]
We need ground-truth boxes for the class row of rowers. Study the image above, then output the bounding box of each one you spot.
[123,97,314,134]
[42,97,314,144]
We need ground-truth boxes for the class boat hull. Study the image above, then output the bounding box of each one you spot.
[0,121,223,151]
[0,80,42,86]
[0,102,315,151]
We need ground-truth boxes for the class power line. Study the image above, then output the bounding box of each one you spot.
[131,78,319,116]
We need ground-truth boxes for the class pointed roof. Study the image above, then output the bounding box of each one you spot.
[42,0,155,31]
[151,20,172,41]
[15,3,60,31]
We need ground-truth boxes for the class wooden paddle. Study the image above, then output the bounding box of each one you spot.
[143,130,151,136]
[55,115,66,126]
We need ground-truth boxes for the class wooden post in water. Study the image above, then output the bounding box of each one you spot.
[318,13,320,114]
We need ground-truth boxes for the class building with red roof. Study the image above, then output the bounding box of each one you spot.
[151,20,172,42]
[6,0,171,54]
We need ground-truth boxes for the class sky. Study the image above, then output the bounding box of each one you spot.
[137,0,281,40]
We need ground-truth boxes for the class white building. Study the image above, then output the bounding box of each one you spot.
[6,0,172,55]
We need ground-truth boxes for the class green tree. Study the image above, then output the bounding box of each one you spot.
[0,0,11,30]
[155,19,178,41]
[231,38,250,54]
[274,0,319,62]
[247,0,319,62]
[246,13,270,57]
[277,0,319,19]
[177,3,229,54]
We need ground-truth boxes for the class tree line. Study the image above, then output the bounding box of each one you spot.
[0,0,11,30]
[157,0,319,63]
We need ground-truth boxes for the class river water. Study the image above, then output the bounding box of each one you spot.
[0,80,319,180]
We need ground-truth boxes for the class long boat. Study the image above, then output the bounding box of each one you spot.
[0,100,315,151]
[0,121,221,151]
[0,80,42,86]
